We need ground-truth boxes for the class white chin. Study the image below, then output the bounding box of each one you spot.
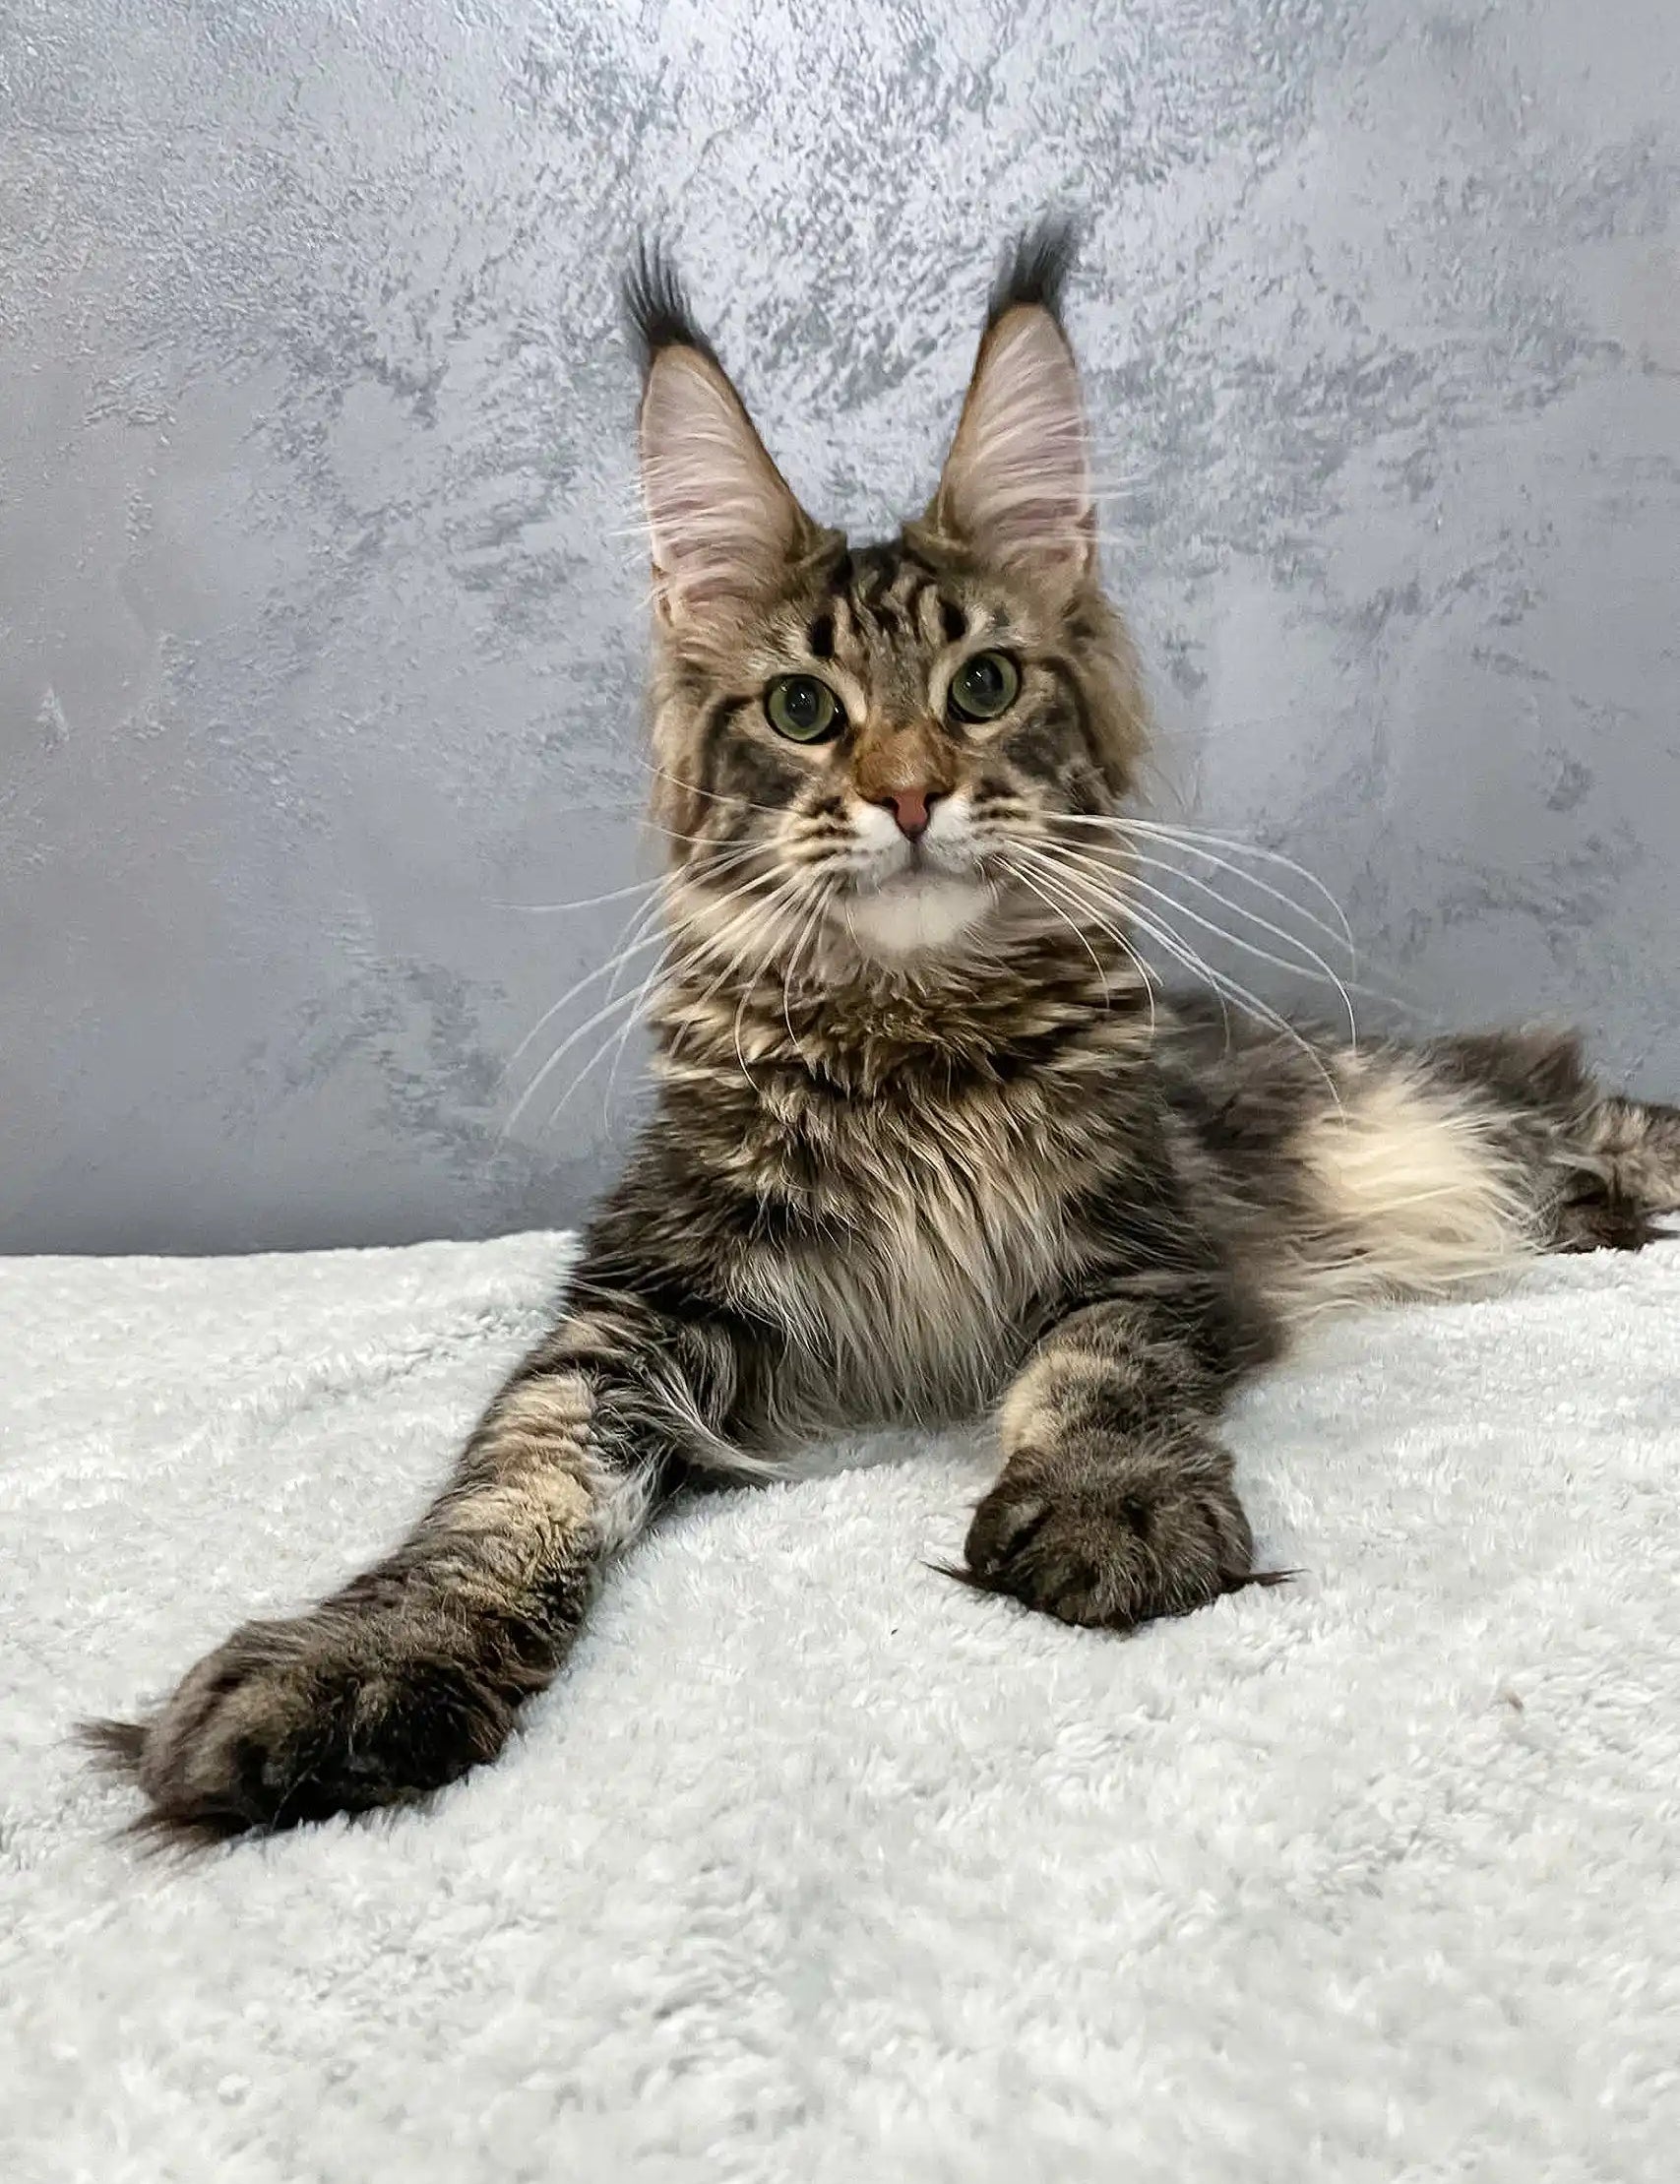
[842,874,993,959]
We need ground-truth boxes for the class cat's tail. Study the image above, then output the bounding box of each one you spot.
[1265,1028,1680,1325]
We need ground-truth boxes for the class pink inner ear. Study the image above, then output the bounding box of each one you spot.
[638,347,807,617]
[940,305,1091,570]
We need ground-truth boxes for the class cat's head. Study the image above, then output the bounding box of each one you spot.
[630,225,1144,974]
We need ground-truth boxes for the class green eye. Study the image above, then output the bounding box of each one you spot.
[948,650,1021,723]
[764,674,843,744]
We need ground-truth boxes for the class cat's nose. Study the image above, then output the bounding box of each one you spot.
[881,787,940,840]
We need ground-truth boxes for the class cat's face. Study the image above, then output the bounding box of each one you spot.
[633,234,1144,974]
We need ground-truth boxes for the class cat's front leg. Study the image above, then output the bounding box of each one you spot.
[965,1287,1271,1629]
[93,1281,744,1841]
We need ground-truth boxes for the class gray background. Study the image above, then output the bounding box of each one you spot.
[3,0,1677,1255]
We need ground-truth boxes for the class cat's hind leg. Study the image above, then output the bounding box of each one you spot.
[1551,1095,1680,1252]
[1428,1028,1680,1255]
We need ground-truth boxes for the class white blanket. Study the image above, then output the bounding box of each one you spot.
[3,1234,1676,2181]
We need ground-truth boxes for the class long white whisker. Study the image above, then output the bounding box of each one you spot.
[1015,842,1333,1094]
[1045,842,1359,1046]
[719,877,829,1090]
[1114,845,1416,1015]
[549,887,803,1137]
[506,862,795,1134]
[1002,851,1158,1037]
[545,882,802,1131]
[601,944,673,1127]
[779,887,834,1054]
[500,860,767,1085]
[730,934,782,1092]
[597,859,778,1030]
[646,764,792,821]
[644,824,772,864]
[604,889,678,1002]
[1125,824,1356,958]
[673,876,813,1021]
[1056,818,1356,963]
[490,875,666,915]
[505,980,659,1139]
[1058,813,1355,953]
[998,855,1110,996]
[503,928,667,1080]
[1119,899,1344,1110]
[545,981,667,1132]
[1129,872,1358,1048]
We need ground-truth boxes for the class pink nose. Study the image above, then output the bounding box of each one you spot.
[883,787,938,840]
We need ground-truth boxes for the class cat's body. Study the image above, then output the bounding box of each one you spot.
[93,230,1680,1841]
[600,953,1674,1449]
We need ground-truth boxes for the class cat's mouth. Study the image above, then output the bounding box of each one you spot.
[873,847,942,891]
[847,831,980,893]
[837,851,995,957]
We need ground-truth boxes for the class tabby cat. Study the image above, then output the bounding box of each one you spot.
[94,226,1680,1841]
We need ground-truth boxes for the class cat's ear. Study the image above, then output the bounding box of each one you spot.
[927,224,1093,597]
[627,245,817,625]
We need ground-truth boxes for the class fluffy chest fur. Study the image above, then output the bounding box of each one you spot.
[647,989,1151,1432]
[737,1092,1079,1426]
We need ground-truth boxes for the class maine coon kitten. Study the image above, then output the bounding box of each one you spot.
[94,226,1680,1841]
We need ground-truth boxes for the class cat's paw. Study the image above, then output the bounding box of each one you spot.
[962,1439,1257,1630]
[86,1609,521,1843]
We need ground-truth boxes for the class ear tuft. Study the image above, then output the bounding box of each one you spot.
[986,216,1082,328]
[623,237,719,370]
[929,264,1093,593]
[630,248,816,625]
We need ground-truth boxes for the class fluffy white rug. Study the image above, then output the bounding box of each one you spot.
[3,1233,1676,2182]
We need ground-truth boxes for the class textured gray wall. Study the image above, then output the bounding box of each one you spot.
[4,0,1678,1254]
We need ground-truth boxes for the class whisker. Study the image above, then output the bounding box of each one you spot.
[641,823,771,862]
[544,985,665,1132]
[1058,814,1355,953]
[1001,851,1158,1038]
[1045,842,1359,1046]
[604,887,678,1002]
[645,764,793,822]
[997,855,1112,998]
[1124,904,1344,1110]
[670,874,824,1092]
[1131,821,1356,956]
[505,980,659,1139]
[1015,845,1340,1104]
[670,875,814,1022]
[1112,844,1413,1017]
[543,884,804,1133]
[599,855,776,1014]
[501,851,765,1092]
[730,932,783,1091]
[502,928,668,1081]
[779,887,834,1055]
[505,862,797,1133]
[489,875,666,915]
[1128,872,1358,1048]
[601,944,672,1127]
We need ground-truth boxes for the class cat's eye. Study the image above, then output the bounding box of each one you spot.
[764,674,843,744]
[947,650,1020,724]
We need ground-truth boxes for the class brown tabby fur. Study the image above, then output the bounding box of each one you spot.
[89,226,1680,1843]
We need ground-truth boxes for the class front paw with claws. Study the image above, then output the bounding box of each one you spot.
[86,1607,529,1844]
[963,1438,1258,1629]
